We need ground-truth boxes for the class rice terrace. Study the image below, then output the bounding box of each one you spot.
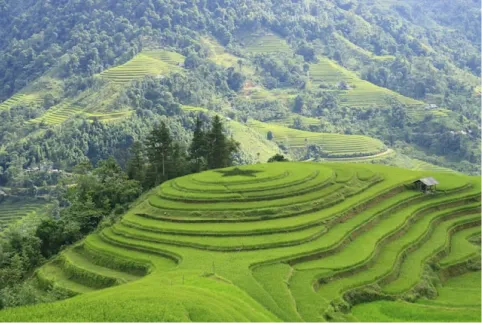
[0,162,479,322]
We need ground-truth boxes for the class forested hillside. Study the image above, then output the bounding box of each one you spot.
[0,0,480,319]
[0,0,480,184]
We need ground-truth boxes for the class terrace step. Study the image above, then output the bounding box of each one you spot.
[60,247,142,288]
[110,221,327,251]
[252,263,303,322]
[123,190,428,236]
[381,213,481,294]
[94,231,180,269]
[294,203,481,272]
[307,213,481,318]
[36,262,97,295]
[438,226,481,267]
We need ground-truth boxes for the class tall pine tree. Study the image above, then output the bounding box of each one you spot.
[188,117,207,173]
[144,122,188,186]
[126,141,146,186]
[145,122,173,186]
[206,116,240,169]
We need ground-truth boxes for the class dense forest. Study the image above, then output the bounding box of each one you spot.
[0,0,478,182]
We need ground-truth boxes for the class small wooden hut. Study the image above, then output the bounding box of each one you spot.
[413,177,439,193]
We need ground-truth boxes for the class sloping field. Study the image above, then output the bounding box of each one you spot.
[0,199,49,232]
[0,163,479,322]
[226,119,284,163]
[0,93,43,111]
[242,32,292,55]
[247,120,388,159]
[99,50,184,85]
[84,110,134,122]
[410,158,457,173]
[201,37,256,76]
[310,57,424,109]
[29,102,84,125]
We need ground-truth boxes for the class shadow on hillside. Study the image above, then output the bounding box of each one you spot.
[215,167,263,177]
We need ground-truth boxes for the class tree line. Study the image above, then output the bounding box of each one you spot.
[127,115,240,188]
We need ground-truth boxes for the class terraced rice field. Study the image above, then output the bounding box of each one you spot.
[0,200,49,232]
[247,119,387,159]
[410,159,457,173]
[29,102,85,125]
[84,110,134,122]
[353,271,481,322]
[99,50,184,85]
[0,162,479,322]
[0,93,43,111]
[333,33,395,62]
[243,32,292,55]
[309,57,424,109]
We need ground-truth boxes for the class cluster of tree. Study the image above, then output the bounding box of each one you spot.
[253,54,307,89]
[127,115,240,188]
[0,157,141,309]
[267,154,289,162]
[0,114,239,309]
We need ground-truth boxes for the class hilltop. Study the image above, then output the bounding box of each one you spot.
[0,162,479,321]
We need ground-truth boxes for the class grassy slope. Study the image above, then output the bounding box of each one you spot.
[0,163,479,322]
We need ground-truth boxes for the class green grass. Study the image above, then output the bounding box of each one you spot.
[352,299,481,322]
[381,210,480,294]
[410,158,458,173]
[0,163,479,322]
[419,271,481,307]
[333,32,395,62]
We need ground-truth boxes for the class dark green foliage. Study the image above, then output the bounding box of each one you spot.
[296,41,316,62]
[226,67,246,92]
[145,122,177,185]
[267,131,274,141]
[0,155,142,308]
[126,142,146,186]
[206,116,240,170]
[268,154,289,163]
[253,54,306,89]
[188,117,208,173]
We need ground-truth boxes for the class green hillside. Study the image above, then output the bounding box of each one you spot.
[0,163,479,321]
[248,120,387,159]
[309,57,424,109]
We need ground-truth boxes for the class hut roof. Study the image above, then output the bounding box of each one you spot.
[415,177,439,186]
